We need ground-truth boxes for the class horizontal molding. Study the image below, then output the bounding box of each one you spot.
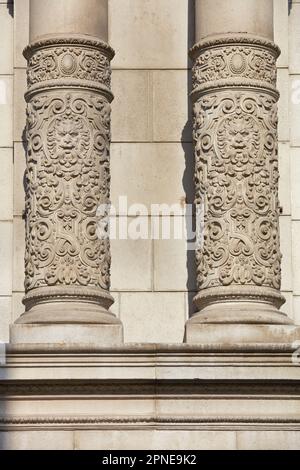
[0,415,300,429]
[1,380,300,396]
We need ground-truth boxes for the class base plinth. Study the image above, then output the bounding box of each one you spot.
[10,323,123,345]
[185,321,300,344]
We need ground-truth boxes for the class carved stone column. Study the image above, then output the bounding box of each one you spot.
[11,0,123,344]
[185,0,300,343]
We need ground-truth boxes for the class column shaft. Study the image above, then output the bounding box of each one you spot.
[185,0,300,343]
[11,0,122,344]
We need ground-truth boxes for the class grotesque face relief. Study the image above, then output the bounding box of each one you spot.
[216,113,261,172]
[47,114,91,167]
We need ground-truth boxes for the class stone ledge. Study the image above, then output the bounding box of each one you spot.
[1,344,300,382]
[1,347,300,447]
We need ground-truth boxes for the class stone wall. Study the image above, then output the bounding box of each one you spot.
[0,0,299,342]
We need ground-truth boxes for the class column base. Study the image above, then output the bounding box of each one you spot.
[185,287,300,344]
[10,323,123,346]
[11,287,123,345]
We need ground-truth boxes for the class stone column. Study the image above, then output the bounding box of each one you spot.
[185,0,300,343]
[11,0,123,344]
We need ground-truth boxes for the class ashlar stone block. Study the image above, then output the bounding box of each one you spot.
[110,143,193,214]
[0,221,12,295]
[111,70,152,142]
[109,0,190,69]
[120,292,186,343]
[0,148,13,220]
[152,70,192,142]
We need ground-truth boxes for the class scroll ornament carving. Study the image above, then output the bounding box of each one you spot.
[26,45,111,89]
[192,45,277,89]
[194,91,281,291]
[24,91,111,292]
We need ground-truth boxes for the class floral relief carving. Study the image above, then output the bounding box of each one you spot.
[194,91,281,291]
[24,92,111,291]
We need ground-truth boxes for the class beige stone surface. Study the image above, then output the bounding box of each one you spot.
[12,216,25,292]
[237,431,300,450]
[152,70,191,142]
[0,221,12,295]
[75,430,236,450]
[291,147,300,220]
[111,143,192,213]
[10,323,123,345]
[111,234,152,291]
[109,292,120,317]
[0,76,13,146]
[109,0,190,69]
[153,235,196,291]
[292,221,300,295]
[12,291,24,323]
[0,296,11,342]
[277,68,290,142]
[280,216,293,292]
[0,148,13,220]
[13,142,26,216]
[273,0,288,68]
[30,0,108,42]
[111,70,152,142]
[195,0,274,41]
[280,291,293,320]
[13,69,26,143]
[290,75,300,147]
[120,292,186,343]
[278,143,291,216]
[293,295,300,325]
[14,0,29,68]
[0,431,74,450]
[0,4,13,74]
[186,323,300,345]
[289,3,300,74]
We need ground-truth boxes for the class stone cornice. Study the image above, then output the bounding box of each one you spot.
[4,342,300,354]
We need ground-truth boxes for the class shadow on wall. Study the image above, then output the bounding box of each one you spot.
[288,0,293,15]
[181,0,197,319]
[6,0,13,17]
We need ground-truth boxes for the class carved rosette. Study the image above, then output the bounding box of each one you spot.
[190,35,286,315]
[20,35,116,320]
